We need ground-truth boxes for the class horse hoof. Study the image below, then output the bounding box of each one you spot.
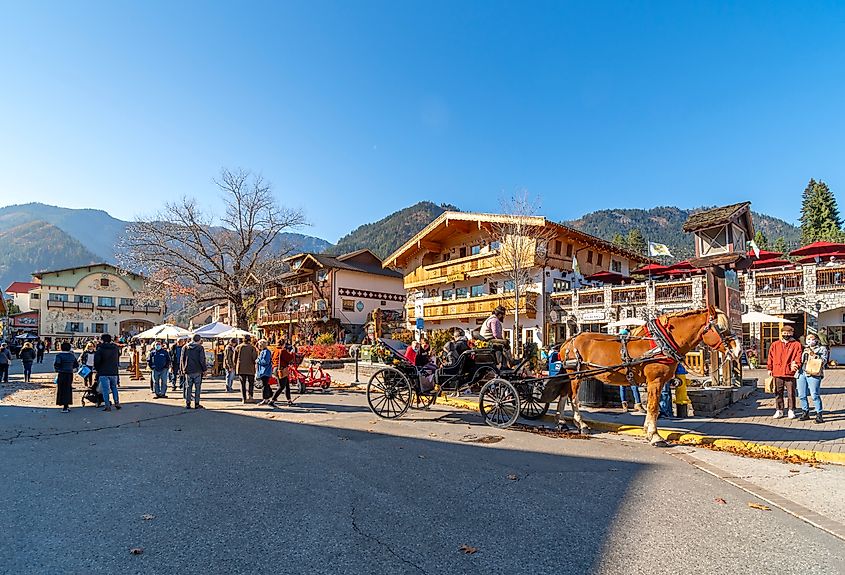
[651,439,670,448]
[577,427,591,435]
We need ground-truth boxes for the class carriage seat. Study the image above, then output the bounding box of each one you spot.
[440,349,474,377]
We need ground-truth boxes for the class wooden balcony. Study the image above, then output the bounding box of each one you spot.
[408,292,537,321]
[578,289,604,308]
[47,301,94,311]
[816,267,845,292]
[550,292,573,307]
[654,282,693,304]
[403,251,501,289]
[611,286,646,305]
[119,304,163,314]
[257,310,325,326]
[754,270,803,295]
[264,282,313,299]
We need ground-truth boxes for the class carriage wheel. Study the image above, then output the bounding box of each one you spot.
[520,396,550,419]
[411,391,437,410]
[479,378,520,428]
[367,367,412,419]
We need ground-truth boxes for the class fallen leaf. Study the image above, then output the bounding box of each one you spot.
[129,548,144,555]
[459,434,504,444]
[141,514,155,520]
[418,455,426,459]
[507,474,519,481]
[429,433,437,437]
[714,498,727,505]
[748,502,771,511]
[788,469,800,473]
[459,544,478,555]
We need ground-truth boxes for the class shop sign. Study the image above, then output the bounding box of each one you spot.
[581,310,606,321]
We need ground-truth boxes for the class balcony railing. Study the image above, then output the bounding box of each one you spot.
[654,282,693,303]
[257,310,325,326]
[403,252,501,289]
[47,301,94,311]
[755,271,803,295]
[612,287,646,305]
[816,267,845,292]
[578,290,604,308]
[265,282,313,299]
[119,304,163,314]
[408,292,537,321]
[550,292,573,307]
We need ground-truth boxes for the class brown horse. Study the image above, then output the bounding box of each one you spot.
[552,307,742,446]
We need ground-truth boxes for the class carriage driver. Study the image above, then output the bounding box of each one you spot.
[479,305,513,368]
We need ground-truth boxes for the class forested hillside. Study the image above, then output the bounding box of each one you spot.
[0,222,99,287]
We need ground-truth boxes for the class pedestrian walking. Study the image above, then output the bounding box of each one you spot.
[53,341,78,413]
[19,342,36,383]
[223,338,238,392]
[0,343,12,382]
[180,335,207,409]
[169,338,187,391]
[94,333,122,412]
[796,332,828,424]
[35,339,45,363]
[269,338,295,408]
[234,335,258,404]
[766,325,802,419]
[80,342,96,388]
[256,339,274,405]
[147,340,171,399]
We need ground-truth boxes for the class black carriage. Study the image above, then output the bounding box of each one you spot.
[365,338,553,427]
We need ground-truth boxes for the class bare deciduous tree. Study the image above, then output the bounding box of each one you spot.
[119,168,307,329]
[489,192,557,354]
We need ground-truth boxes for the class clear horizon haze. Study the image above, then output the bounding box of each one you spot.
[2,1,845,242]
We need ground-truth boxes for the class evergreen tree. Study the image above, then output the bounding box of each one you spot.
[799,179,842,244]
[626,228,647,255]
[773,236,787,253]
[611,233,626,247]
[753,230,769,251]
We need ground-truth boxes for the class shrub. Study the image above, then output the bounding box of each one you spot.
[299,343,349,359]
[391,330,415,345]
[315,333,336,345]
[425,329,454,357]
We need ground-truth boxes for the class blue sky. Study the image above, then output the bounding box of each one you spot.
[2,1,845,242]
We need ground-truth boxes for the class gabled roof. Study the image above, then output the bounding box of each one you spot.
[32,262,144,279]
[5,281,39,294]
[283,251,402,278]
[683,202,752,233]
[383,211,653,267]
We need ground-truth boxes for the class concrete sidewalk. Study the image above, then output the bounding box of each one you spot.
[432,367,845,464]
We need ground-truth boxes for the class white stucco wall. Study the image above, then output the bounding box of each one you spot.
[332,269,405,326]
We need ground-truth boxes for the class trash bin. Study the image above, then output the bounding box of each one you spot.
[578,378,604,407]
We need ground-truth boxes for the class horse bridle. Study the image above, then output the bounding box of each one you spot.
[703,315,739,354]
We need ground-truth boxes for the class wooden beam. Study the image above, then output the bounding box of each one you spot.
[419,240,442,251]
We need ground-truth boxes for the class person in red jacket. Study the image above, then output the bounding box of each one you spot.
[766,324,803,419]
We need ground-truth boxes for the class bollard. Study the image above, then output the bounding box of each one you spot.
[130,350,144,381]
[674,373,690,417]
[353,346,360,384]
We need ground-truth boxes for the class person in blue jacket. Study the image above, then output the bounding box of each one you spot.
[148,340,172,399]
[256,339,275,405]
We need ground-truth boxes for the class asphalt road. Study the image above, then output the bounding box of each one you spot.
[1,359,843,575]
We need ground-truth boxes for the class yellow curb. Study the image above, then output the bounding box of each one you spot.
[434,392,845,465]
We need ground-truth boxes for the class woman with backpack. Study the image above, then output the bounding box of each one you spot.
[796,332,828,424]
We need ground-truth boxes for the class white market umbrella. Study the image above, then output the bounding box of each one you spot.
[741,311,794,324]
[216,328,254,340]
[604,318,646,330]
[193,322,235,338]
[135,323,194,340]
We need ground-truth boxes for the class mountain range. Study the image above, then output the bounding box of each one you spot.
[0,201,801,291]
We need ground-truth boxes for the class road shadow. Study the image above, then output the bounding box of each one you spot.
[0,400,647,575]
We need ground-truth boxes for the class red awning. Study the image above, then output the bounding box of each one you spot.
[789,241,845,257]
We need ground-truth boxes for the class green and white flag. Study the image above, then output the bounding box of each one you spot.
[648,241,673,257]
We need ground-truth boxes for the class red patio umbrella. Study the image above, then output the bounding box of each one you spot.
[750,258,792,269]
[789,241,845,257]
[633,263,670,275]
[747,249,782,260]
[583,270,630,285]
[796,252,845,264]
[662,261,703,275]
